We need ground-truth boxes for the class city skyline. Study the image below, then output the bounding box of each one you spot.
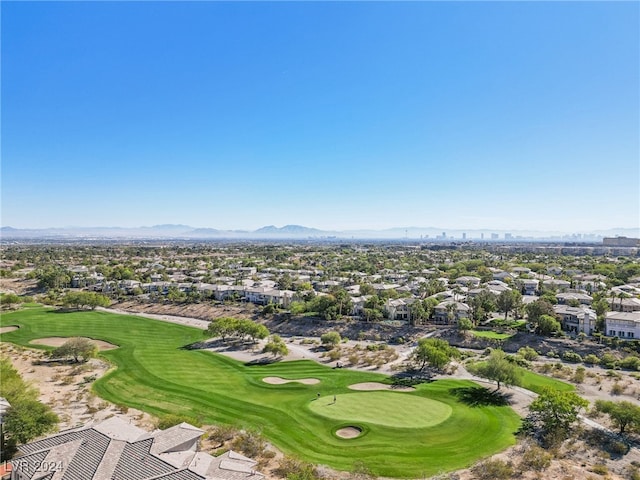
[2,2,639,231]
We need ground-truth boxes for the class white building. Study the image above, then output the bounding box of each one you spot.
[605,311,640,340]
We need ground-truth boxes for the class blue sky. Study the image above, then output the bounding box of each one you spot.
[2,1,638,232]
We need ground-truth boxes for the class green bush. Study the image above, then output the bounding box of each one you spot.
[563,351,583,363]
[619,356,640,371]
[517,346,539,361]
[583,354,600,365]
[600,353,618,369]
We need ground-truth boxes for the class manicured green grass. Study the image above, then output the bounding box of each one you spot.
[471,330,514,340]
[0,308,521,478]
[470,360,574,395]
[308,392,453,428]
[519,368,575,394]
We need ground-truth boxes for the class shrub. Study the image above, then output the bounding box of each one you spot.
[620,356,640,371]
[572,366,586,384]
[590,464,608,475]
[519,445,552,472]
[563,351,583,363]
[583,354,600,365]
[471,459,514,480]
[611,382,625,395]
[320,331,341,348]
[327,349,342,361]
[600,353,618,369]
[518,346,539,361]
[155,413,200,430]
[208,424,238,445]
[231,430,267,458]
[274,455,320,480]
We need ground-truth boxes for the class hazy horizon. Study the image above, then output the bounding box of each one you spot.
[2,2,638,231]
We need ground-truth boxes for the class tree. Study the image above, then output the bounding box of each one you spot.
[525,387,588,445]
[457,317,474,332]
[0,358,58,459]
[595,400,640,435]
[411,338,459,372]
[470,290,497,322]
[4,399,59,445]
[535,314,562,336]
[237,320,269,343]
[320,331,341,348]
[473,349,522,390]
[52,337,98,363]
[497,290,522,320]
[205,317,239,341]
[63,291,110,310]
[331,288,353,317]
[35,265,71,290]
[262,335,289,359]
[525,299,555,324]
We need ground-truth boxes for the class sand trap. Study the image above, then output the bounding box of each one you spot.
[348,382,415,392]
[30,337,118,350]
[0,326,19,334]
[262,376,320,385]
[336,426,362,439]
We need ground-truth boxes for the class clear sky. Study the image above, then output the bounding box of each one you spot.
[2,1,638,232]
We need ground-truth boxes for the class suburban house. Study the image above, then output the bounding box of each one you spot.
[384,298,419,321]
[542,279,571,291]
[455,276,481,287]
[243,287,294,308]
[9,416,264,480]
[605,311,640,339]
[556,292,593,306]
[433,301,471,324]
[553,305,596,335]
[518,279,539,296]
[491,271,514,282]
[607,297,640,313]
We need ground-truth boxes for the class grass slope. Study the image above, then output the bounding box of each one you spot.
[0,308,520,478]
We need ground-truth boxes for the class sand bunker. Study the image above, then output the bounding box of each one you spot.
[348,382,415,392]
[30,337,118,350]
[336,426,362,439]
[262,376,320,385]
[0,326,19,334]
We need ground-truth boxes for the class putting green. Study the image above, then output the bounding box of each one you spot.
[309,392,452,428]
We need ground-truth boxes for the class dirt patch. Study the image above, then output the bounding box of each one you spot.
[0,326,19,334]
[112,300,259,322]
[262,376,320,385]
[348,382,415,392]
[335,426,362,439]
[30,337,118,350]
[0,342,154,431]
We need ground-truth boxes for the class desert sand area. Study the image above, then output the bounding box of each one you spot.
[0,342,154,431]
[262,376,320,385]
[348,382,415,392]
[30,336,118,350]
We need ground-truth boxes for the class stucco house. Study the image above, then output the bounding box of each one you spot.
[9,416,264,480]
[605,311,640,340]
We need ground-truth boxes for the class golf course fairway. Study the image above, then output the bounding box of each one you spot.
[0,307,521,478]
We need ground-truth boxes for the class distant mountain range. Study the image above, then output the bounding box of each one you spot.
[1,224,639,241]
